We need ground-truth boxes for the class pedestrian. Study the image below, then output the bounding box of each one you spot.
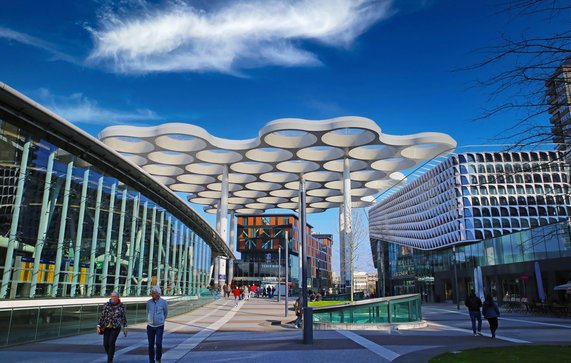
[482,294,500,338]
[293,298,303,328]
[147,286,168,363]
[223,283,230,298]
[96,291,128,363]
[465,289,483,336]
[233,286,241,306]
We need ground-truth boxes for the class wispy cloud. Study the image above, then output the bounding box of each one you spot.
[88,0,394,74]
[36,88,162,125]
[305,99,348,116]
[0,27,79,64]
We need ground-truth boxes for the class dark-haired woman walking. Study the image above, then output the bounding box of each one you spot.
[97,292,128,363]
[482,294,500,338]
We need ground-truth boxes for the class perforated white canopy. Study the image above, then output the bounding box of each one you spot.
[98,116,456,214]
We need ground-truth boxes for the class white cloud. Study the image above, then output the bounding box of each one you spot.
[0,27,78,64]
[36,88,161,125]
[88,0,393,74]
[305,99,348,116]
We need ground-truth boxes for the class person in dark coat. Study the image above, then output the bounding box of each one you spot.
[465,289,483,336]
[97,292,128,363]
[293,298,303,328]
[482,294,500,338]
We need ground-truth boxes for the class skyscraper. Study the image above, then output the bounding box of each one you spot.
[546,57,571,155]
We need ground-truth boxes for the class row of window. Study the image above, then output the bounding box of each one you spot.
[457,151,562,164]
[463,184,568,196]
[461,172,567,185]
[466,216,565,230]
[465,206,570,218]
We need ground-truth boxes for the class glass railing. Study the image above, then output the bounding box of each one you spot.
[312,293,422,325]
[0,292,213,348]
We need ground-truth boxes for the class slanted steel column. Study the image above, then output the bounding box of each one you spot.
[163,216,172,294]
[124,194,140,296]
[136,201,148,295]
[71,168,90,297]
[30,150,55,297]
[113,189,128,293]
[156,211,165,287]
[171,221,179,294]
[52,160,74,297]
[189,232,195,294]
[100,182,117,296]
[182,228,190,294]
[87,176,104,297]
[147,207,157,294]
[1,140,31,299]
[195,237,202,289]
[177,222,184,294]
[204,242,209,288]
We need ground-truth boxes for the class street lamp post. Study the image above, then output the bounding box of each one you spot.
[278,243,281,303]
[299,178,312,344]
[284,229,289,317]
[453,245,459,310]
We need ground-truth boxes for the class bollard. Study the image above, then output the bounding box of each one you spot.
[303,307,313,344]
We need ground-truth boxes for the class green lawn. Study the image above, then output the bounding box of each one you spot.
[430,345,571,362]
[308,300,351,307]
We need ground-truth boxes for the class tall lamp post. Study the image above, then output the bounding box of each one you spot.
[453,245,459,310]
[284,230,289,316]
[299,178,312,344]
[278,241,281,303]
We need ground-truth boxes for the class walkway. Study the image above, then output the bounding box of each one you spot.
[2,298,570,362]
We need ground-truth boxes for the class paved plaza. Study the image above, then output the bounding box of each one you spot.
[1,297,570,363]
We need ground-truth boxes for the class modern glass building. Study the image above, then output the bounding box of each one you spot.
[546,57,571,155]
[369,151,571,303]
[0,83,233,300]
[235,213,333,292]
[383,221,571,304]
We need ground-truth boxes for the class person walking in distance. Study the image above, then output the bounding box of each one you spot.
[147,286,168,363]
[293,298,303,328]
[465,289,483,336]
[96,292,128,363]
[233,286,241,307]
[482,294,500,338]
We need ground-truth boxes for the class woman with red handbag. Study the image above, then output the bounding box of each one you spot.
[97,292,128,363]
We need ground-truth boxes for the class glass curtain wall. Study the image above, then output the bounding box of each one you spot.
[0,118,211,299]
[382,220,571,299]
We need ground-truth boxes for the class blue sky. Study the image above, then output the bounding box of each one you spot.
[0,0,565,272]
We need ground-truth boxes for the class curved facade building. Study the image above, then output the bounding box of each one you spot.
[369,151,571,301]
[0,83,233,300]
[370,151,571,250]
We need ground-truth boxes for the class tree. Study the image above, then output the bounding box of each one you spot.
[348,208,369,301]
[463,0,570,161]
